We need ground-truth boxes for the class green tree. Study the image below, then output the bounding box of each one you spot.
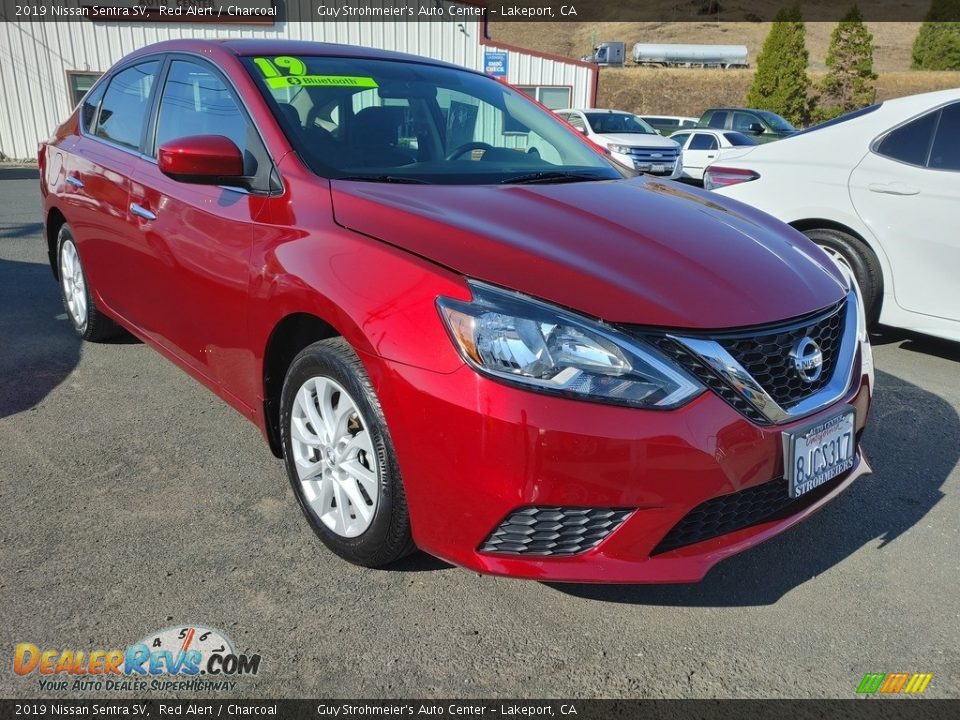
[817,6,877,120]
[912,0,960,70]
[747,5,811,126]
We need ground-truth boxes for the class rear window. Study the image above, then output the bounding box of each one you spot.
[795,103,883,137]
[723,132,756,146]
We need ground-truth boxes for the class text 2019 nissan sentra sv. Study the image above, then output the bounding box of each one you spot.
[39,40,874,582]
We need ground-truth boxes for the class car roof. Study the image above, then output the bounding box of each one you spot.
[122,39,463,71]
[561,108,632,114]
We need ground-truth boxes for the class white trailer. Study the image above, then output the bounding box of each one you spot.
[633,44,749,69]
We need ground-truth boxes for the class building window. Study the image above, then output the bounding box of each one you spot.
[515,86,573,111]
[67,72,102,108]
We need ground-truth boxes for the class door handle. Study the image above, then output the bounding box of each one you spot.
[707,154,716,159]
[65,175,84,189]
[868,182,919,196]
[130,203,157,221]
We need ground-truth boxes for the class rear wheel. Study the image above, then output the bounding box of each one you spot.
[280,338,415,567]
[57,224,122,341]
[801,227,883,326]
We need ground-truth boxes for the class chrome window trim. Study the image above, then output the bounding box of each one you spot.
[668,290,859,425]
[76,51,282,194]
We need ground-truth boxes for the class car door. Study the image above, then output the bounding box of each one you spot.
[59,59,162,323]
[683,132,720,179]
[128,57,273,399]
[849,102,960,321]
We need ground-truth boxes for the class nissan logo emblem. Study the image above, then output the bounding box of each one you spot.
[790,337,824,383]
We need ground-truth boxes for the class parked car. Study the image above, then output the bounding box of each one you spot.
[40,39,873,583]
[555,108,683,178]
[705,90,960,341]
[641,115,699,136]
[669,129,757,181]
[698,108,796,143]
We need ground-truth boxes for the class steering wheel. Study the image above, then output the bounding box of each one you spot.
[445,141,495,161]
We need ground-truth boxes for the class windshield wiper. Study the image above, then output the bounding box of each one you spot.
[500,171,605,185]
[337,175,428,184]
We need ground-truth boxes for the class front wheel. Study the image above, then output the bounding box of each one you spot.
[279,338,415,567]
[801,227,883,326]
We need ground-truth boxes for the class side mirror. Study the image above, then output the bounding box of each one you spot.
[747,123,764,134]
[158,135,246,186]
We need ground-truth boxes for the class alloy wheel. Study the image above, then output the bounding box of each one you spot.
[289,376,379,538]
[60,239,87,329]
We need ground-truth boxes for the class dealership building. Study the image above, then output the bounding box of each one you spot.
[0,1,597,160]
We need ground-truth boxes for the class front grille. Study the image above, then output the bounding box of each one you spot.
[479,507,632,556]
[719,302,847,409]
[628,147,680,162]
[652,471,849,555]
[654,337,770,425]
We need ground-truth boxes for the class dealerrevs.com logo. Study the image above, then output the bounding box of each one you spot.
[13,625,261,693]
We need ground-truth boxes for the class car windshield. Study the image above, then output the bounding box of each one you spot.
[243,56,621,185]
[754,110,796,133]
[584,112,656,135]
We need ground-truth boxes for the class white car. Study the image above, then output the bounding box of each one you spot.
[556,108,683,179]
[668,128,757,181]
[705,90,960,342]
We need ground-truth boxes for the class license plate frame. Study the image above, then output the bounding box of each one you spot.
[782,407,856,498]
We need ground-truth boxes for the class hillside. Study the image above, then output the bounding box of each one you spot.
[490,21,960,117]
[490,21,922,72]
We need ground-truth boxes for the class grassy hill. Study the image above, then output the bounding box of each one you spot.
[490,21,960,117]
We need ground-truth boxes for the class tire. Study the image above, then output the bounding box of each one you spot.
[57,224,123,341]
[280,337,415,567]
[801,227,883,326]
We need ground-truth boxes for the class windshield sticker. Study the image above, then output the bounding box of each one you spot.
[253,56,307,78]
[265,75,379,89]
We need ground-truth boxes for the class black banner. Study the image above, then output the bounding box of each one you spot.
[1,700,959,720]
[1,0,959,23]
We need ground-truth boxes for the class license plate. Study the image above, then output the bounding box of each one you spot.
[650,163,666,173]
[782,409,856,498]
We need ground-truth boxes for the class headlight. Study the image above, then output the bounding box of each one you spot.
[607,143,632,154]
[437,281,704,409]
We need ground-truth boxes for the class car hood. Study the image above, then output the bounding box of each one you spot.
[595,133,679,149]
[330,177,846,329]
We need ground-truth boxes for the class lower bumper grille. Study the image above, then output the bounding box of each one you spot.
[480,507,632,556]
[652,470,851,555]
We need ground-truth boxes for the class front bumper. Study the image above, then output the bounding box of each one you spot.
[370,352,872,584]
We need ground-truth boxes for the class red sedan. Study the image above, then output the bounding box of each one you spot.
[39,40,874,582]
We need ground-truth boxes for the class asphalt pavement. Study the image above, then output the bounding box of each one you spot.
[1,167,958,699]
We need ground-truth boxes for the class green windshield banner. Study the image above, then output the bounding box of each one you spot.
[265,75,379,89]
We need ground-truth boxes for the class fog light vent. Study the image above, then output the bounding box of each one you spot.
[479,507,632,556]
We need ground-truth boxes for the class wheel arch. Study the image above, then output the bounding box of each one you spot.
[45,206,68,280]
[261,312,342,458]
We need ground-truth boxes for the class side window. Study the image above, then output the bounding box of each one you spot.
[155,60,250,158]
[732,112,757,132]
[928,103,960,171]
[876,111,937,166]
[707,111,727,129]
[689,133,719,151]
[81,81,107,134]
[671,133,690,147]
[96,61,160,150]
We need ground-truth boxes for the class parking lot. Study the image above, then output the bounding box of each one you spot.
[1,167,958,699]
